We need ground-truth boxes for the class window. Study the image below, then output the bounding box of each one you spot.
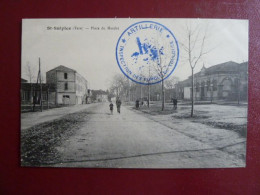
[234,78,239,90]
[201,81,205,87]
[207,80,210,91]
[64,73,67,79]
[223,80,232,91]
[42,93,47,101]
[65,82,68,90]
[213,80,217,91]
[196,82,200,92]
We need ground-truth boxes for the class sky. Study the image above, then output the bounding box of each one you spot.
[21,18,248,90]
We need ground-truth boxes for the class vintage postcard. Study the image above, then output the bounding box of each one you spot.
[21,18,248,168]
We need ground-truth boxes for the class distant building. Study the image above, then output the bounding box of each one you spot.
[46,65,89,105]
[96,94,108,102]
[175,61,248,101]
[91,90,108,102]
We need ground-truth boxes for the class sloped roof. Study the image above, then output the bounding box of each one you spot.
[192,61,247,78]
[47,65,76,73]
[178,61,248,84]
[203,61,247,75]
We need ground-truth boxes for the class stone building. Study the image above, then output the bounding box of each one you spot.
[175,61,248,101]
[46,65,89,105]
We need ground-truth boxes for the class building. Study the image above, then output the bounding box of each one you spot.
[46,65,89,105]
[175,61,248,101]
[91,90,108,102]
[20,80,56,111]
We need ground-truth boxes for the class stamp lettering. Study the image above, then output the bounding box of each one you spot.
[116,21,179,85]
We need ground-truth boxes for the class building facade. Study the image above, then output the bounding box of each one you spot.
[21,79,56,112]
[91,90,108,102]
[175,61,248,101]
[46,65,89,105]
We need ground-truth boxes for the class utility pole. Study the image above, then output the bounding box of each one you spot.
[237,65,241,105]
[47,86,49,109]
[128,79,130,102]
[148,84,150,108]
[39,58,43,112]
[140,85,142,100]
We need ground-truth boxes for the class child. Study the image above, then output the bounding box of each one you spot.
[109,102,114,114]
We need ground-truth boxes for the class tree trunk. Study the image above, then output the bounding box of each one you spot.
[162,79,165,111]
[30,83,33,111]
[128,79,130,102]
[140,85,142,99]
[148,84,150,108]
[191,68,194,117]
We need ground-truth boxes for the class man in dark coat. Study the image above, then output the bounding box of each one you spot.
[116,98,122,113]
[173,98,178,109]
[136,99,140,109]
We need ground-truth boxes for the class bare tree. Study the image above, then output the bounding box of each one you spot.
[179,21,212,117]
[147,66,151,108]
[164,76,180,99]
[109,74,130,101]
[25,62,36,110]
[25,62,36,83]
[164,76,180,89]
[152,52,172,111]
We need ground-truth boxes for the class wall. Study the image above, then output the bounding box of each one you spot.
[46,70,57,84]
[57,93,76,104]
[75,73,88,104]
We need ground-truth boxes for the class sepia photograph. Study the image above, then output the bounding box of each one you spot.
[21,18,248,168]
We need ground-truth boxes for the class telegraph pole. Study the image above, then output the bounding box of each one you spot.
[39,58,43,112]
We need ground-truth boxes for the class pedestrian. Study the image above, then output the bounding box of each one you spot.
[116,97,122,113]
[136,99,139,109]
[109,102,114,114]
[173,98,178,109]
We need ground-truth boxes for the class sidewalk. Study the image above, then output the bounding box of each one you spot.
[21,103,97,130]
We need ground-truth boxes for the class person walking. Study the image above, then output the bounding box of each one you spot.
[116,97,122,113]
[109,102,114,114]
[173,98,178,109]
[136,99,140,109]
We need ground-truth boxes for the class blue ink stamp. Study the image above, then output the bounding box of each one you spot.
[116,21,179,85]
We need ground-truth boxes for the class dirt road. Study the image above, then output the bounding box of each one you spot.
[48,103,245,168]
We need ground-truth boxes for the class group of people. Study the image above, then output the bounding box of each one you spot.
[109,97,121,114]
[135,99,149,109]
[109,97,178,114]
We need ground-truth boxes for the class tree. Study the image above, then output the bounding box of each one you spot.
[146,65,152,108]
[25,62,36,83]
[179,21,212,117]
[152,50,172,111]
[109,74,130,101]
[25,62,36,110]
[164,76,180,100]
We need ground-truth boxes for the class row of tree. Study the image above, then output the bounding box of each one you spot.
[108,73,179,110]
[110,21,212,116]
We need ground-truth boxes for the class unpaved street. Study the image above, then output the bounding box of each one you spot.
[39,102,246,168]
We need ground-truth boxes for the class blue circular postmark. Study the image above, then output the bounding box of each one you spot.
[116,21,179,85]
